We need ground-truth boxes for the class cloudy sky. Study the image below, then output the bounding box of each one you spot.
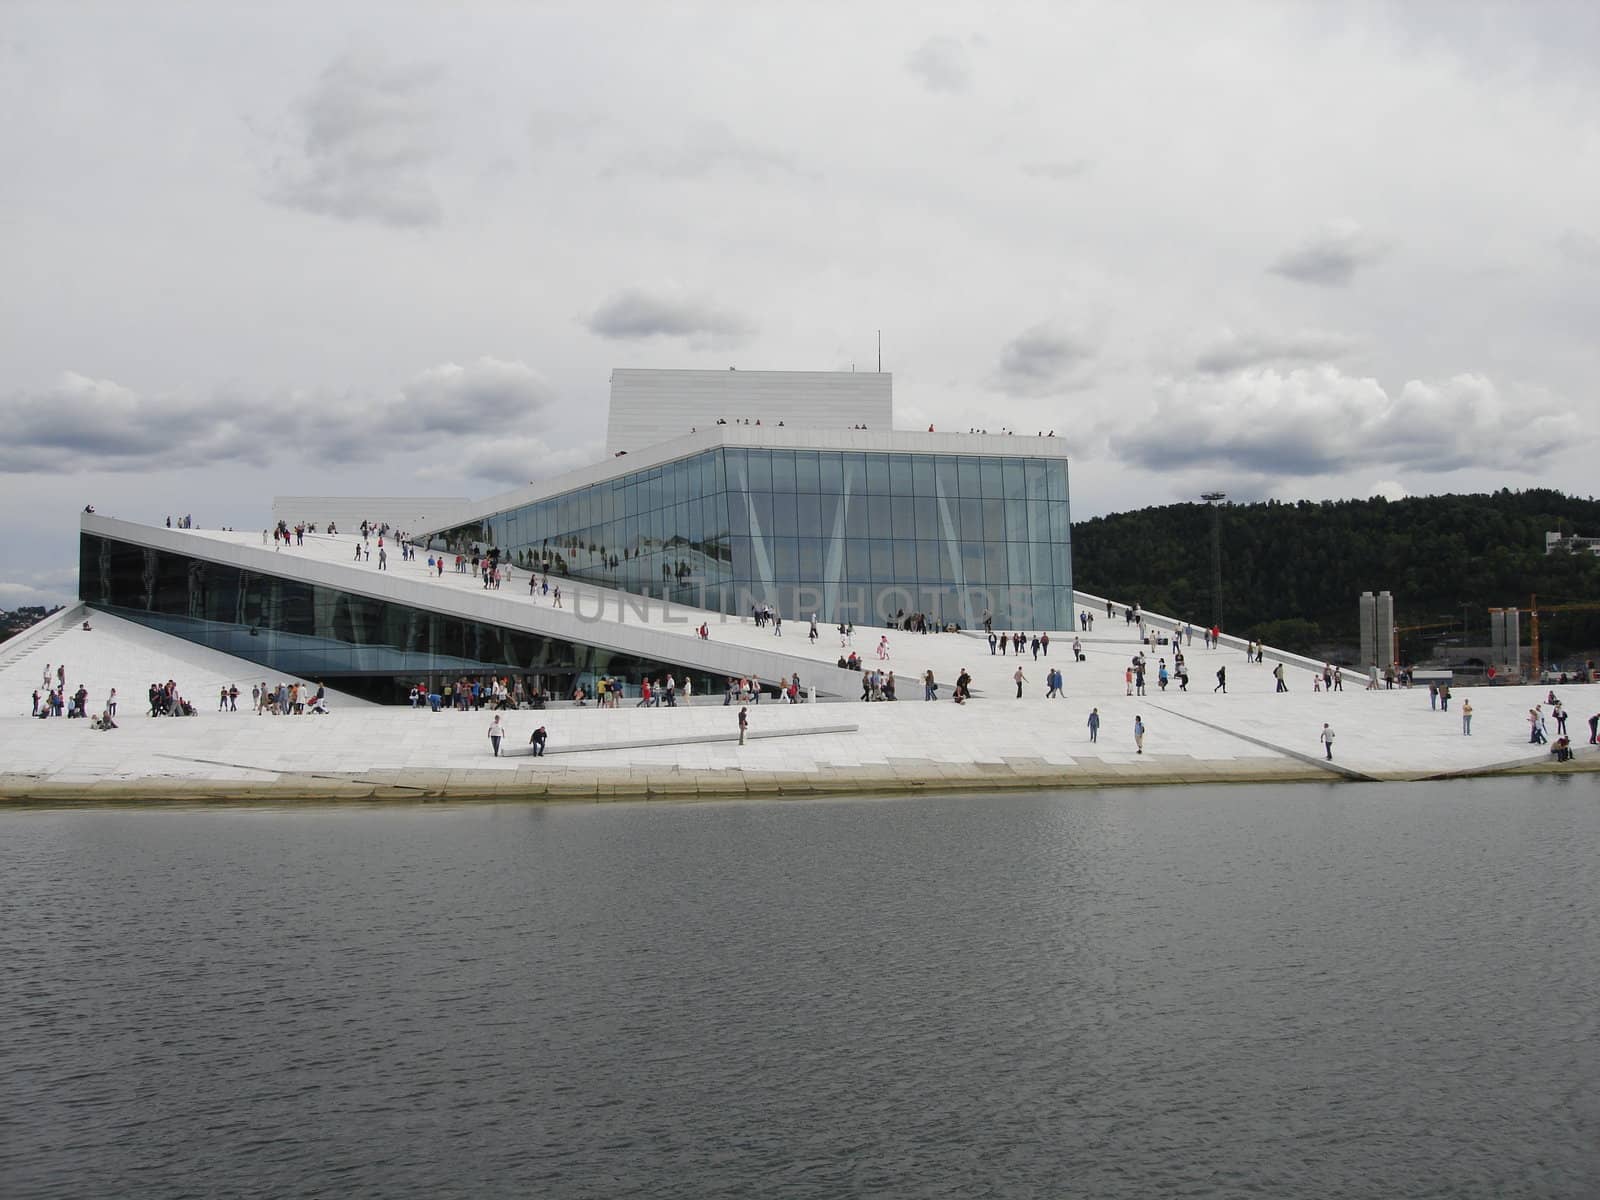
[5,1,1599,607]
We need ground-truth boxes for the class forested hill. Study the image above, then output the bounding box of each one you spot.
[1071,489,1600,659]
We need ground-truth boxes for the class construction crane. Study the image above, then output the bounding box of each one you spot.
[1509,594,1600,678]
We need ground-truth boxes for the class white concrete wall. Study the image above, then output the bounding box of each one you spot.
[607,369,892,456]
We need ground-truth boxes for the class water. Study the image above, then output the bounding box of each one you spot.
[2,780,1598,1199]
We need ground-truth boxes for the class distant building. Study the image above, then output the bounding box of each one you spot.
[1544,531,1600,556]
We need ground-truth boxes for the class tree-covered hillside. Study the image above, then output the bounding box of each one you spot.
[1071,489,1600,661]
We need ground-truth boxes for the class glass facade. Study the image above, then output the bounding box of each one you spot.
[432,446,1072,630]
[79,533,729,704]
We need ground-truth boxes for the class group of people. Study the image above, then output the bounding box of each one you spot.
[253,681,327,715]
[410,676,534,712]
[987,630,1051,658]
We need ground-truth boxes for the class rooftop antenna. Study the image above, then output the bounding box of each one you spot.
[877,330,882,373]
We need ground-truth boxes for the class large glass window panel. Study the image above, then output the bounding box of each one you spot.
[958,499,983,542]
[917,539,944,582]
[750,493,774,538]
[1003,459,1026,501]
[890,497,917,540]
[863,453,892,493]
[728,495,749,537]
[981,498,1005,541]
[1008,542,1030,585]
[816,490,841,538]
[911,455,935,496]
[866,494,891,537]
[771,492,799,538]
[984,541,1009,584]
[774,537,800,581]
[793,493,822,537]
[674,463,690,506]
[888,454,913,495]
[846,538,871,581]
[840,453,865,496]
[870,539,894,580]
[958,456,981,497]
[1048,499,1069,543]
[724,447,747,486]
[794,451,821,494]
[915,501,944,540]
[1028,500,1049,542]
[1025,458,1049,502]
[746,451,772,493]
[961,542,985,585]
[892,539,917,579]
[768,449,797,492]
[844,493,871,540]
[797,537,823,579]
[935,456,959,500]
[818,451,843,495]
[730,535,753,580]
[979,458,1003,498]
[1031,543,1052,589]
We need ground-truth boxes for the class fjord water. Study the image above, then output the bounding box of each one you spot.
[2,781,1597,1199]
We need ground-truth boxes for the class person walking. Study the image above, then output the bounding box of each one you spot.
[1087,707,1100,743]
[1273,663,1288,693]
[1013,665,1027,698]
[1133,715,1145,754]
[1215,665,1227,693]
[1461,699,1473,736]
[738,705,749,746]
[487,715,505,756]
[529,725,547,756]
[1320,723,1335,760]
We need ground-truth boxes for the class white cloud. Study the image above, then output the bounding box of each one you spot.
[1113,366,1583,476]
[1369,480,1409,501]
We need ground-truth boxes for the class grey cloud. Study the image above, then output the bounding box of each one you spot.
[1112,366,1582,477]
[1269,222,1389,286]
[606,121,796,180]
[1557,228,1600,267]
[0,360,557,474]
[994,324,1096,394]
[1021,160,1090,181]
[587,288,755,346]
[1192,328,1358,374]
[906,35,973,93]
[419,437,602,488]
[269,50,444,228]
